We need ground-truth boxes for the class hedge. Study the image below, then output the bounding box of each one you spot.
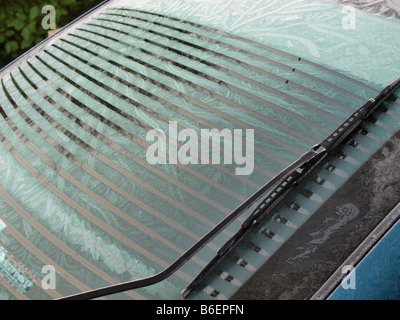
[0,0,104,69]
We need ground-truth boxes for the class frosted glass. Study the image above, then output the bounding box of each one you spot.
[0,0,398,300]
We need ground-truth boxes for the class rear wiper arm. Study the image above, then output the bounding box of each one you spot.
[60,77,400,300]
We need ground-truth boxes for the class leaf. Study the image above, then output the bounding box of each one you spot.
[21,37,33,49]
[21,26,31,40]
[5,30,15,37]
[5,41,19,53]
[26,21,36,33]
[16,12,27,21]
[6,20,15,27]
[57,8,68,17]
[30,6,40,20]
[64,0,77,5]
[14,19,25,31]
[0,35,5,44]
[35,36,44,45]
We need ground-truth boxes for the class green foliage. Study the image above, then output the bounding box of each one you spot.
[0,0,104,68]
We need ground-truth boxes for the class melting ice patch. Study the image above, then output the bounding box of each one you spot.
[289,203,360,262]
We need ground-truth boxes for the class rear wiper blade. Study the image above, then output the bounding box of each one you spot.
[60,76,400,300]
